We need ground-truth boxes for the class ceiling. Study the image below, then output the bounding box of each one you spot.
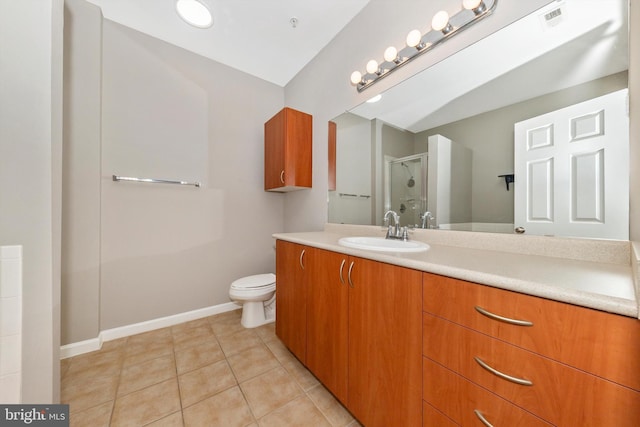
[87,0,371,87]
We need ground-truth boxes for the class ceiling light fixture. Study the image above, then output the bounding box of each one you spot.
[350,0,497,92]
[176,0,213,29]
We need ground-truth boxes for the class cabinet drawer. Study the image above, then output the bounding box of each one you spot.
[422,272,640,391]
[423,357,552,427]
[424,313,640,426]
[423,401,457,427]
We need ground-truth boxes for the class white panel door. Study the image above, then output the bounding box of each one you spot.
[514,89,628,239]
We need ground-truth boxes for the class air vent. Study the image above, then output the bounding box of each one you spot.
[539,2,566,30]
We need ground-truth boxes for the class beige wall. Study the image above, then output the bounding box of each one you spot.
[282,0,554,232]
[62,0,102,345]
[0,0,63,403]
[96,22,284,332]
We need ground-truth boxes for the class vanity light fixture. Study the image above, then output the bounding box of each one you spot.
[350,0,497,92]
[176,0,213,29]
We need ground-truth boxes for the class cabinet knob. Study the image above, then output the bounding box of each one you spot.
[280,170,285,184]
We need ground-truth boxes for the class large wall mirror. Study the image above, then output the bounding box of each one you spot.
[329,0,629,240]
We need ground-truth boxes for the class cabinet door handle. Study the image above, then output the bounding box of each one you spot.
[474,356,533,386]
[473,410,494,427]
[280,170,285,184]
[474,305,533,327]
[339,259,346,285]
[299,249,305,270]
[347,261,355,288]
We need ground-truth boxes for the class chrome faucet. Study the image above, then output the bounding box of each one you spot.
[384,210,408,240]
[420,211,435,229]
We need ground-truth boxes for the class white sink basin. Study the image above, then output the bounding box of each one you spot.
[338,236,430,253]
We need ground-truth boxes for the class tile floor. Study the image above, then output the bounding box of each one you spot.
[61,310,360,427]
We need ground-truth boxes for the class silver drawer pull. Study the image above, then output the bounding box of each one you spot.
[474,410,494,427]
[299,249,305,270]
[339,259,346,285]
[474,306,533,327]
[475,356,533,386]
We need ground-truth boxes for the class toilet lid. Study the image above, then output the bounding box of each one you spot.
[231,273,276,290]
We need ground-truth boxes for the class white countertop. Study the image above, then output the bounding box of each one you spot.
[273,225,639,319]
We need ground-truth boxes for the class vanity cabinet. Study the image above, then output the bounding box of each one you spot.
[275,240,423,427]
[264,107,312,192]
[275,240,308,362]
[422,272,640,426]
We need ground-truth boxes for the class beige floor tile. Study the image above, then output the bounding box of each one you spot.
[258,395,331,427]
[240,366,303,418]
[123,340,174,368]
[307,384,354,427]
[227,344,280,383]
[127,328,172,348]
[208,311,245,338]
[66,347,124,379]
[111,378,181,427]
[281,357,320,391]
[254,323,276,342]
[118,354,176,397]
[178,359,237,408]
[62,374,119,414]
[172,322,214,350]
[172,331,217,353]
[60,358,72,379]
[175,339,225,375]
[171,318,210,334]
[183,386,254,427]
[264,339,297,365]
[101,337,129,352]
[218,329,263,357]
[69,400,113,427]
[145,411,184,427]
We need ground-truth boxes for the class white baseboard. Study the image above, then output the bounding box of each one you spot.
[60,302,241,359]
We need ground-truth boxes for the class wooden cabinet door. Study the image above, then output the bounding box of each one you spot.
[306,249,349,404]
[347,257,423,427]
[264,109,286,190]
[264,107,312,191]
[275,240,307,362]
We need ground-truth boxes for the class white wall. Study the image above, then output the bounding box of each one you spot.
[282,0,555,232]
[0,0,63,403]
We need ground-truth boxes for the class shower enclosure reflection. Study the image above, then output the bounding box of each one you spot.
[385,154,427,228]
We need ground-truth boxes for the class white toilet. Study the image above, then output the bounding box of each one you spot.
[229,273,276,328]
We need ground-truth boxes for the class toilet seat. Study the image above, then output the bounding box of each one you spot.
[230,273,276,292]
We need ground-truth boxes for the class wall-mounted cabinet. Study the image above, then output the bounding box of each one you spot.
[264,107,312,192]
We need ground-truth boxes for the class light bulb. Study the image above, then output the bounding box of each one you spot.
[406,29,422,48]
[431,11,450,32]
[176,0,213,28]
[462,0,482,9]
[366,59,379,74]
[463,0,486,14]
[350,71,362,85]
[384,46,398,63]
